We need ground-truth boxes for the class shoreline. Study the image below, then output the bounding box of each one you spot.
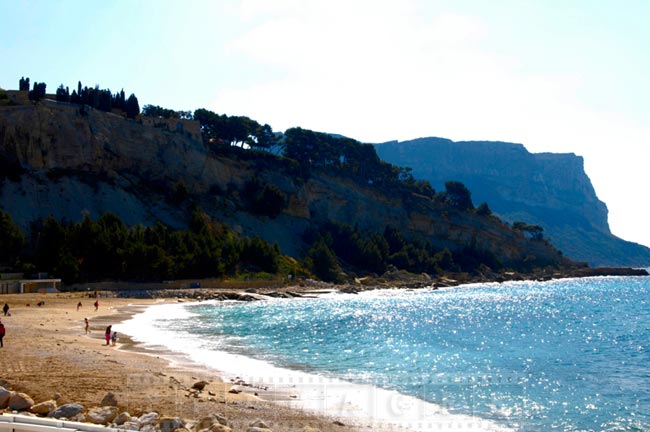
[0,292,380,432]
[114,292,514,432]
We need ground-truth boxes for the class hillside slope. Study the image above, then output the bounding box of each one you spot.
[375,137,650,266]
[0,102,571,274]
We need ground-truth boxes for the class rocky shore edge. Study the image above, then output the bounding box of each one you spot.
[0,386,319,432]
[67,266,648,301]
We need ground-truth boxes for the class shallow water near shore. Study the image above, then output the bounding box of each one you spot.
[119,277,650,431]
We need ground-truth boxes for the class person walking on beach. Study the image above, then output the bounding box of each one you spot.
[105,325,112,346]
[2,303,8,316]
[94,300,99,311]
[0,321,5,347]
[77,301,82,311]
[111,331,117,346]
[84,318,89,334]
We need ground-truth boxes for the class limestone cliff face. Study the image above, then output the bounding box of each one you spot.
[0,103,567,268]
[375,137,650,266]
[0,102,210,193]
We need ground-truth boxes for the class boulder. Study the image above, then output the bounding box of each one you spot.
[86,406,119,424]
[30,400,57,415]
[0,387,13,409]
[9,392,34,411]
[160,416,184,432]
[113,412,132,425]
[49,403,84,419]
[192,381,210,391]
[138,412,160,426]
[100,392,118,406]
[208,425,232,432]
[246,428,272,432]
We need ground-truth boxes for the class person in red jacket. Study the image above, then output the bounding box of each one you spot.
[0,321,5,348]
[104,325,112,346]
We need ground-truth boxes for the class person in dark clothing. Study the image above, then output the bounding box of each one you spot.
[2,303,8,316]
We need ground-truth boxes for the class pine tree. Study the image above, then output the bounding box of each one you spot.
[125,93,140,119]
[19,76,30,91]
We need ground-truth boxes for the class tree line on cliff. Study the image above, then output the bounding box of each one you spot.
[19,76,141,119]
[0,203,551,284]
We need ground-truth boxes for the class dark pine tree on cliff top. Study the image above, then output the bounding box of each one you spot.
[19,77,30,91]
[125,93,140,119]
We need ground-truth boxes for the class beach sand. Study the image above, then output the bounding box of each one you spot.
[0,292,391,432]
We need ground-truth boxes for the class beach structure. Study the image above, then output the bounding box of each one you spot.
[0,274,61,294]
[0,414,122,432]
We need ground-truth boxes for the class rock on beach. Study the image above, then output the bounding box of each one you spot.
[49,403,84,419]
[86,406,119,424]
[30,400,57,415]
[0,387,12,408]
[101,391,118,406]
[9,392,34,411]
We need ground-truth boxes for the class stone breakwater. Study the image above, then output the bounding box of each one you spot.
[0,385,322,432]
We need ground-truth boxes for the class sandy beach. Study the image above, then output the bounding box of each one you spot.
[0,292,384,432]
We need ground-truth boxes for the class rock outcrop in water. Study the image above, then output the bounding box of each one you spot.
[375,137,650,267]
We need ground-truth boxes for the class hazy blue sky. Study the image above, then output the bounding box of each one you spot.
[2,0,649,247]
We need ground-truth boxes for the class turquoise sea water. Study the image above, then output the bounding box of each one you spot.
[122,277,650,431]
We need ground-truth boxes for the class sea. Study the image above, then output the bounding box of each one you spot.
[119,276,650,431]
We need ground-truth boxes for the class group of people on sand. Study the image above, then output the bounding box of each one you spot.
[76,296,115,346]
[0,298,117,349]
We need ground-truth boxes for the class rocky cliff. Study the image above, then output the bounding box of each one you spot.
[375,137,650,266]
[0,103,569,271]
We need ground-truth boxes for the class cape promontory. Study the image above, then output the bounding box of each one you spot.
[375,137,650,267]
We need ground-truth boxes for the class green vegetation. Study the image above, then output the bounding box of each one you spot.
[20,76,140,117]
[0,90,12,107]
[0,209,25,266]
[442,181,474,210]
[302,222,505,282]
[475,202,493,216]
[244,178,287,218]
[0,205,522,285]
[29,82,47,101]
[0,209,290,284]
[19,77,30,91]
[194,108,279,150]
[141,104,192,120]
[513,221,545,240]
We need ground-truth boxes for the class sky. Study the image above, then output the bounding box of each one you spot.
[1,0,649,247]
